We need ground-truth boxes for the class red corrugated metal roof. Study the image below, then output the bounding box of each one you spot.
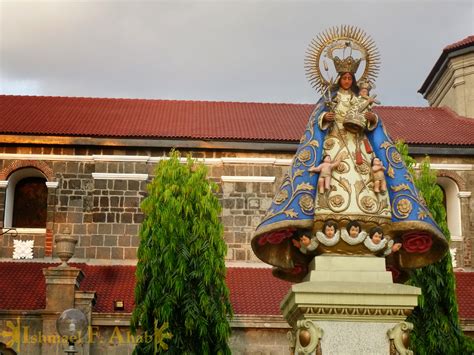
[0,262,291,315]
[1,95,473,146]
[0,262,473,319]
[0,95,312,142]
[78,264,136,313]
[227,267,291,315]
[374,106,474,146]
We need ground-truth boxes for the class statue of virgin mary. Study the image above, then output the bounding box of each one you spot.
[251,26,448,282]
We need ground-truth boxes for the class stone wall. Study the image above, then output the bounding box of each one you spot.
[425,156,474,268]
[0,146,294,265]
[0,146,472,268]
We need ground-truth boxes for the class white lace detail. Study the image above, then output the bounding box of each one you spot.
[364,236,388,252]
[300,238,319,254]
[384,239,395,256]
[341,229,367,245]
[316,230,340,246]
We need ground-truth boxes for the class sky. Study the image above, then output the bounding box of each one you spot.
[0,0,473,106]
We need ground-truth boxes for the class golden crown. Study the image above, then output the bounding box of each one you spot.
[305,25,380,93]
[333,56,361,74]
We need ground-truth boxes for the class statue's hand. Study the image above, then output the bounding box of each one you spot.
[324,112,335,121]
[392,243,402,252]
[365,111,376,123]
[292,239,301,248]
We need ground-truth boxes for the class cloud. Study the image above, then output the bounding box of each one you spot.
[0,0,472,106]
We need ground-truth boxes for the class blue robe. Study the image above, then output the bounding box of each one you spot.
[252,96,448,282]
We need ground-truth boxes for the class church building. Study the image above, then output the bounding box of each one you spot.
[0,36,473,354]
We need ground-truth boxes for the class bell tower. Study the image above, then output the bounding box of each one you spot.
[419,36,474,118]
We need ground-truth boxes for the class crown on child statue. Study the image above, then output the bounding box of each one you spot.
[305,25,380,93]
[358,80,373,90]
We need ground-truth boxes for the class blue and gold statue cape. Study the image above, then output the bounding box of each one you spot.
[252,97,448,282]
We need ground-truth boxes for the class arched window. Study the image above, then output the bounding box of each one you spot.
[4,168,48,230]
[12,177,47,228]
[437,177,462,241]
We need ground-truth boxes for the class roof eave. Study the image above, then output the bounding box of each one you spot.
[419,46,474,97]
[409,144,474,156]
[0,134,300,152]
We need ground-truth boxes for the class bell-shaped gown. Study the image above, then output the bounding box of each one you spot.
[252,89,448,282]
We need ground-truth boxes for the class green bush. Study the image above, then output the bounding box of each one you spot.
[131,150,232,354]
[397,141,474,354]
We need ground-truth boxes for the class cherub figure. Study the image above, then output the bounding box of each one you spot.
[309,155,341,194]
[347,220,361,238]
[316,220,340,246]
[292,232,318,254]
[341,220,367,245]
[369,227,384,245]
[323,220,337,239]
[364,226,402,255]
[371,157,387,193]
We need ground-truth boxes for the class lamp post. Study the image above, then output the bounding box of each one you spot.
[56,308,88,354]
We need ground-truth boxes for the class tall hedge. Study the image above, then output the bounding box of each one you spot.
[131,150,232,354]
[397,141,474,354]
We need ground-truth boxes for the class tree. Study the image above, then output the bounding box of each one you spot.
[131,150,233,354]
[396,141,474,355]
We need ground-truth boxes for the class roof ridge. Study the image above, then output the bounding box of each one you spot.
[443,35,474,51]
[0,94,314,106]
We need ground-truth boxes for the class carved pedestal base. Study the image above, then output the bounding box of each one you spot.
[281,255,419,354]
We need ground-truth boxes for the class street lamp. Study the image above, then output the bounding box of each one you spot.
[56,308,88,354]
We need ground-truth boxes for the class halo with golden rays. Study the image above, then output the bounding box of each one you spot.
[305,25,381,93]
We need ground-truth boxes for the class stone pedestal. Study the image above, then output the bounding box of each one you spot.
[41,266,94,354]
[281,255,420,354]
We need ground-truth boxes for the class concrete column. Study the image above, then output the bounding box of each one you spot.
[43,267,84,311]
[458,192,472,267]
[75,291,96,355]
[41,266,85,354]
[281,255,420,354]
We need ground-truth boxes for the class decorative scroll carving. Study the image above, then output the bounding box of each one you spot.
[295,319,323,355]
[387,321,413,355]
[287,330,296,355]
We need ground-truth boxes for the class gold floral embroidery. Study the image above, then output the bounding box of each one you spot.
[329,195,345,208]
[361,196,376,211]
[324,138,336,150]
[355,162,370,175]
[387,166,395,178]
[335,162,349,174]
[396,199,412,218]
[417,209,427,220]
[391,184,410,192]
[298,150,311,162]
[284,209,298,218]
[338,177,352,193]
[299,194,314,212]
[274,190,288,204]
[295,182,314,192]
[391,151,402,164]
